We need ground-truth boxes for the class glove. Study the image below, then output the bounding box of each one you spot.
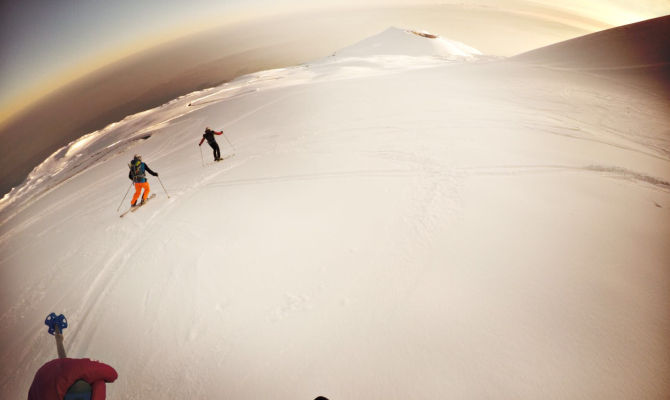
[28,358,117,400]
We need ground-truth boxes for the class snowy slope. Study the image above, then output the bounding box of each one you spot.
[1,25,670,399]
[513,15,670,97]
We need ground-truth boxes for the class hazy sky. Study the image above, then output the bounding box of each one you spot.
[1,0,668,125]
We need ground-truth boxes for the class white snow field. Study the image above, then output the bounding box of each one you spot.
[1,23,670,399]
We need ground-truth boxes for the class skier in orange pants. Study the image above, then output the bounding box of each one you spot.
[128,154,158,206]
[131,182,150,206]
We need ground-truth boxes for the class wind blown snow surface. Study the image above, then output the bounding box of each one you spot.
[1,26,670,399]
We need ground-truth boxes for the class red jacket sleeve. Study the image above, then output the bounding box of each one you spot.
[199,137,205,145]
[28,358,118,400]
[215,130,223,135]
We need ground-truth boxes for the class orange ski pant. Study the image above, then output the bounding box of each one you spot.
[131,182,150,205]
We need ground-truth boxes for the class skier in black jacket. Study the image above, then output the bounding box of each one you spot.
[198,127,224,161]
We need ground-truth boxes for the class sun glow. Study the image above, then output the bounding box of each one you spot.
[0,7,272,129]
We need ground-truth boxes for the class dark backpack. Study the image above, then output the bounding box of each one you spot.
[128,159,145,182]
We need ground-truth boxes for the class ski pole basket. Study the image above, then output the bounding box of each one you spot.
[45,313,68,335]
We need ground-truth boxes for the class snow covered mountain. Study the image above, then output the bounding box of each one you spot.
[1,22,669,399]
[333,27,482,60]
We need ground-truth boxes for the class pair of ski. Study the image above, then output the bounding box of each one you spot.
[119,194,156,218]
[213,153,235,163]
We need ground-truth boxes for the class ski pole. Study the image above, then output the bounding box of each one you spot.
[45,313,68,358]
[117,182,133,212]
[157,175,171,199]
[199,145,204,167]
[55,327,67,358]
[222,131,236,152]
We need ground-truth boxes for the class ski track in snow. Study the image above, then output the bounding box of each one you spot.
[460,164,670,192]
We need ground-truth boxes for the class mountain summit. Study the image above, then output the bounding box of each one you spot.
[333,27,482,59]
